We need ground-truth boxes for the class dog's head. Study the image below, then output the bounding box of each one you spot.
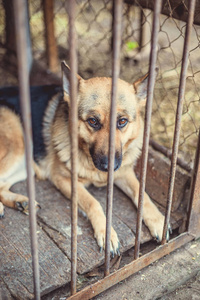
[61,62,150,172]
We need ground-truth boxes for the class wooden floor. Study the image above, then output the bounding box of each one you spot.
[0,148,190,299]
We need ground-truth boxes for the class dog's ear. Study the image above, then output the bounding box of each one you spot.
[133,68,158,106]
[61,61,82,97]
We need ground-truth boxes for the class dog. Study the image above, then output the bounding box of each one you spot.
[0,62,170,255]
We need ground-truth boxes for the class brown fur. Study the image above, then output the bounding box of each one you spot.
[0,63,169,255]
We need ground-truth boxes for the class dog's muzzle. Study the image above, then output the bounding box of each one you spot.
[89,147,122,172]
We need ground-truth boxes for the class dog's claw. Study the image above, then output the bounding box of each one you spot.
[16,201,28,212]
[111,250,115,259]
[117,249,121,256]
[15,201,41,215]
[168,223,172,234]
[166,223,172,241]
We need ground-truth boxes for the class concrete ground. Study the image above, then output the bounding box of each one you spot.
[93,238,200,300]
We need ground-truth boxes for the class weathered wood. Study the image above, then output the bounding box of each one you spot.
[125,0,200,26]
[43,0,59,73]
[0,205,71,299]
[135,147,190,212]
[0,146,189,298]
[33,180,135,275]
[0,281,14,300]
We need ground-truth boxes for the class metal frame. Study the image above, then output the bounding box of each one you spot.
[13,0,199,299]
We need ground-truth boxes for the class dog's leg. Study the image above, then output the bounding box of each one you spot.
[115,168,169,241]
[51,174,120,255]
[0,201,4,218]
[0,182,40,215]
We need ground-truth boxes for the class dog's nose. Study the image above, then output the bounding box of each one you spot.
[100,156,109,172]
[100,156,121,172]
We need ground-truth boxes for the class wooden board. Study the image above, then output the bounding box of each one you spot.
[0,146,189,298]
[135,147,190,212]
[11,180,135,275]
[0,205,71,299]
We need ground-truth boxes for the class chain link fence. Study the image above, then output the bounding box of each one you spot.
[1,0,200,166]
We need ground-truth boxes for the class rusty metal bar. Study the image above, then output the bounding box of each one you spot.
[68,232,194,300]
[43,0,59,72]
[162,0,196,244]
[134,0,162,260]
[149,139,192,173]
[13,0,40,299]
[187,130,200,238]
[68,0,78,295]
[138,8,144,52]
[104,0,123,277]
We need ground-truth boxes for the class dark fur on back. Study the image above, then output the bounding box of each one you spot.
[0,85,61,161]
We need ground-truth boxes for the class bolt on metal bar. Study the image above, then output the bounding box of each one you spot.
[134,0,162,260]
[68,0,78,295]
[104,0,123,277]
[13,0,40,299]
[162,0,196,244]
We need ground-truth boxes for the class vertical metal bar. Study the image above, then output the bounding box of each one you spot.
[13,1,40,299]
[68,0,78,295]
[104,0,123,277]
[134,0,162,260]
[162,0,196,244]
[187,130,200,238]
[138,8,144,52]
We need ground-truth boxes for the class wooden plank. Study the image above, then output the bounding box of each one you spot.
[0,145,188,299]
[32,180,135,275]
[0,205,71,299]
[0,281,14,300]
[9,147,187,275]
[135,147,190,212]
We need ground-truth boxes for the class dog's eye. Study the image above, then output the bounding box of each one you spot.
[117,118,128,129]
[87,118,100,129]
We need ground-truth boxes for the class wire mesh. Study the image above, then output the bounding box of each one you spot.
[22,0,200,167]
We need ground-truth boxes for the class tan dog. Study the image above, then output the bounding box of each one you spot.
[0,62,169,255]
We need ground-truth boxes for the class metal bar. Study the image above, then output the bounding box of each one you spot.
[43,0,59,72]
[68,0,78,295]
[162,0,196,244]
[187,130,200,237]
[68,232,194,300]
[104,0,123,277]
[138,8,144,52]
[149,139,192,173]
[13,1,40,299]
[134,0,162,260]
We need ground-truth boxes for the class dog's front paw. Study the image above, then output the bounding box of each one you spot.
[144,211,171,242]
[94,225,120,257]
[15,199,41,215]
[0,202,4,218]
